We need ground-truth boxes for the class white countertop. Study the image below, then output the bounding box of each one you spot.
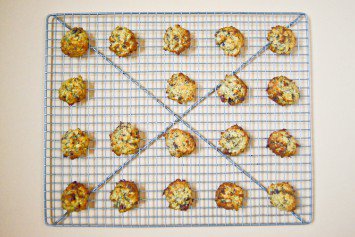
[0,0,354,236]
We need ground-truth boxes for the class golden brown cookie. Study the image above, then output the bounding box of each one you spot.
[215,182,244,211]
[267,182,296,212]
[109,26,138,57]
[219,124,250,156]
[166,73,197,104]
[266,76,300,106]
[163,25,191,55]
[215,26,245,56]
[58,75,87,106]
[217,74,248,105]
[61,181,90,212]
[61,27,89,57]
[61,128,90,159]
[163,179,193,211]
[267,129,298,157]
[164,129,196,158]
[110,122,140,156]
[110,180,140,213]
[267,25,297,55]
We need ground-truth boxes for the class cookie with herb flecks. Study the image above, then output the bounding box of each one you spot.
[61,181,90,212]
[217,74,248,105]
[163,25,191,55]
[163,179,193,211]
[219,124,250,156]
[215,182,244,211]
[267,182,296,212]
[267,25,296,55]
[166,73,197,104]
[267,129,298,157]
[215,26,244,56]
[110,180,140,213]
[61,27,89,57]
[110,122,140,156]
[164,129,196,158]
[61,128,89,159]
[109,26,138,57]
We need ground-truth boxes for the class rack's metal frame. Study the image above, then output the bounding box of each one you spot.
[44,12,312,227]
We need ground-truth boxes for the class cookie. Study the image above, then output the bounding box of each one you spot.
[215,182,244,211]
[110,122,140,156]
[164,129,196,158]
[219,124,250,156]
[215,26,244,56]
[267,129,298,157]
[217,74,248,105]
[267,182,296,212]
[166,73,197,104]
[163,24,191,55]
[267,25,297,55]
[163,179,193,211]
[61,128,90,159]
[61,181,90,212]
[110,180,140,213]
[58,75,87,106]
[109,26,138,57]
[266,76,300,106]
[61,27,89,57]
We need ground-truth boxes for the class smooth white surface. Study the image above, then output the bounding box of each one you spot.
[0,0,354,236]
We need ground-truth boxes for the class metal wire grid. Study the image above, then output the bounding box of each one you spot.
[44,12,312,227]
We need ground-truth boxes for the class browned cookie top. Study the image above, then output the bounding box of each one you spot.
[267,182,296,212]
[217,74,248,105]
[110,180,140,213]
[219,124,250,156]
[163,25,191,55]
[61,128,89,159]
[215,26,245,56]
[61,27,89,57]
[61,181,90,212]
[267,129,298,157]
[267,76,300,106]
[163,179,193,211]
[215,182,244,211]
[267,25,296,55]
[109,26,138,57]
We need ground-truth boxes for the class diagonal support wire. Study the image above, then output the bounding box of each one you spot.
[52,13,305,225]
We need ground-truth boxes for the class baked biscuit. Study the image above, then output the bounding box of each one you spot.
[61,128,90,159]
[215,182,244,211]
[219,125,250,156]
[61,181,90,212]
[267,182,296,212]
[163,25,191,55]
[267,76,300,106]
[217,74,248,105]
[267,25,296,55]
[267,129,298,157]
[110,180,140,213]
[166,73,197,104]
[109,26,138,57]
[164,129,196,158]
[215,26,244,56]
[59,75,87,106]
[110,122,140,156]
[61,27,89,57]
[163,179,193,211]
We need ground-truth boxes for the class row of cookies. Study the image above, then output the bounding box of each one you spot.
[59,24,299,107]
[58,73,300,106]
[61,24,296,58]
[62,123,299,160]
[61,179,297,213]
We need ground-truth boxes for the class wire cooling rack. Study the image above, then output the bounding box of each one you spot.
[44,12,312,227]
